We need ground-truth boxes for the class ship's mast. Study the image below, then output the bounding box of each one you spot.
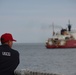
[68,20,71,32]
[68,20,70,24]
[52,22,55,36]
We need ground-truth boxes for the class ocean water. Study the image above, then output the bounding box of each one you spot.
[13,43,76,75]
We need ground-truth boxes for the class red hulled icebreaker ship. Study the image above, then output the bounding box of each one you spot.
[46,21,76,49]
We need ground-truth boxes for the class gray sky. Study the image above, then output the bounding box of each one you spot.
[0,0,76,43]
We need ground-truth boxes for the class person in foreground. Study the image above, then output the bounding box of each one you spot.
[0,33,20,75]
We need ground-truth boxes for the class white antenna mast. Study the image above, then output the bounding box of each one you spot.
[52,22,55,36]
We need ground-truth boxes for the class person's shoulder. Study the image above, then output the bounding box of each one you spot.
[11,49,19,55]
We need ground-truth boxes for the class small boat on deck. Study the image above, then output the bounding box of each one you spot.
[45,21,76,49]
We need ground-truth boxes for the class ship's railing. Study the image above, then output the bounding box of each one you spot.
[14,69,63,75]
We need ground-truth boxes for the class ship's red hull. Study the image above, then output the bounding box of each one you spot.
[46,40,76,49]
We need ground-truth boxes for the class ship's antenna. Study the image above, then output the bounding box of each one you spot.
[68,20,70,24]
[52,22,55,36]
